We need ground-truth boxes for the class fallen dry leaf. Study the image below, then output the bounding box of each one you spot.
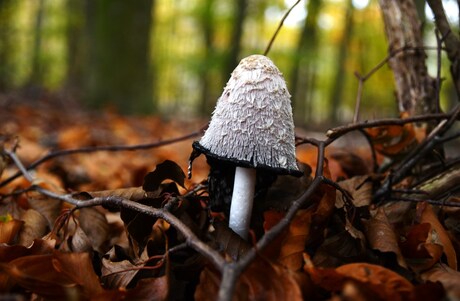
[305,258,415,301]
[365,116,417,158]
[417,202,457,270]
[277,209,313,271]
[421,263,460,299]
[0,219,24,244]
[79,207,111,253]
[4,251,104,299]
[400,222,444,272]
[195,258,304,301]
[336,176,373,208]
[329,150,370,179]
[364,207,407,268]
[17,209,48,247]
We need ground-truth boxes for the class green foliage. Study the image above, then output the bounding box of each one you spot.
[0,0,453,123]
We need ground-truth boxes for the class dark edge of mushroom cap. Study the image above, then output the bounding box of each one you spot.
[192,141,303,177]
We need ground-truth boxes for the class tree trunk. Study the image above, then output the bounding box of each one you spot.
[63,0,85,99]
[83,0,155,114]
[426,0,460,100]
[28,0,45,86]
[198,0,216,116]
[378,0,437,117]
[329,0,354,123]
[0,0,15,91]
[224,0,248,82]
[289,0,322,124]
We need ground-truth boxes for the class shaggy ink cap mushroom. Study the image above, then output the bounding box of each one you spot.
[192,54,301,176]
[191,54,301,240]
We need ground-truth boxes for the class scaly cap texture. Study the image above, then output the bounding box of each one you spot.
[195,55,299,175]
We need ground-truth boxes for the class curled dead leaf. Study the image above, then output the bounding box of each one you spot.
[278,209,313,271]
[79,207,110,253]
[335,263,414,301]
[18,209,48,247]
[365,120,417,158]
[4,251,103,299]
[417,202,457,270]
[102,256,140,289]
[421,263,460,300]
[336,176,373,208]
[210,220,251,260]
[27,192,62,228]
[305,259,414,301]
[329,150,370,180]
[195,258,304,301]
[400,223,443,272]
[363,208,407,268]
[0,219,24,244]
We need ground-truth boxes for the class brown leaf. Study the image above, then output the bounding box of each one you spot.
[313,159,337,225]
[195,258,304,301]
[17,209,48,247]
[0,141,8,179]
[0,239,55,292]
[66,226,93,252]
[418,202,457,270]
[264,163,312,211]
[27,192,62,228]
[5,251,103,299]
[305,259,415,301]
[329,150,370,179]
[413,281,446,301]
[364,208,407,268]
[261,210,287,260]
[421,263,460,300]
[79,207,110,253]
[336,176,373,208]
[365,119,417,157]
[0,238,55,263]
[312,227,366,268]
[400,223,443,272]
[278,209,313,271]
[143,160,186,192]
[210,220,251,260]
[0,219,24,244]
[101,256,139,289]
[124,277,169,301]
[336,263,414,300]
[52,251,104,296]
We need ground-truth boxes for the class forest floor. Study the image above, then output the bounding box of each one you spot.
[0,94,459,300]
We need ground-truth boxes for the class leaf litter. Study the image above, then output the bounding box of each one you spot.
[0,100,459,300]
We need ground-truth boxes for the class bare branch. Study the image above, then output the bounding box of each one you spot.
[3,147,226,272]
[426,0,460,98]
[374,104,460,202]
[264,0,302,56]
[326,112,454,139]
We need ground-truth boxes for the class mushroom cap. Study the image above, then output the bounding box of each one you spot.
[193,54,300,176]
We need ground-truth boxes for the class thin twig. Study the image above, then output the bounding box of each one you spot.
[390,196,460,207]
[263,0,302,56]
[0,126,205,188]
[426,0,460,98]
[374,104,460,202]
[326,112,454,139]
[435,29,443,111]
[4,148,226,272]
[351,45,442,123]
[353,72,364,123]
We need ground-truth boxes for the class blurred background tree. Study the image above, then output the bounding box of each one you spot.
[0,0,458,125]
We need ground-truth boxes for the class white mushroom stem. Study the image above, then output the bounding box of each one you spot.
[229,166,257,240]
